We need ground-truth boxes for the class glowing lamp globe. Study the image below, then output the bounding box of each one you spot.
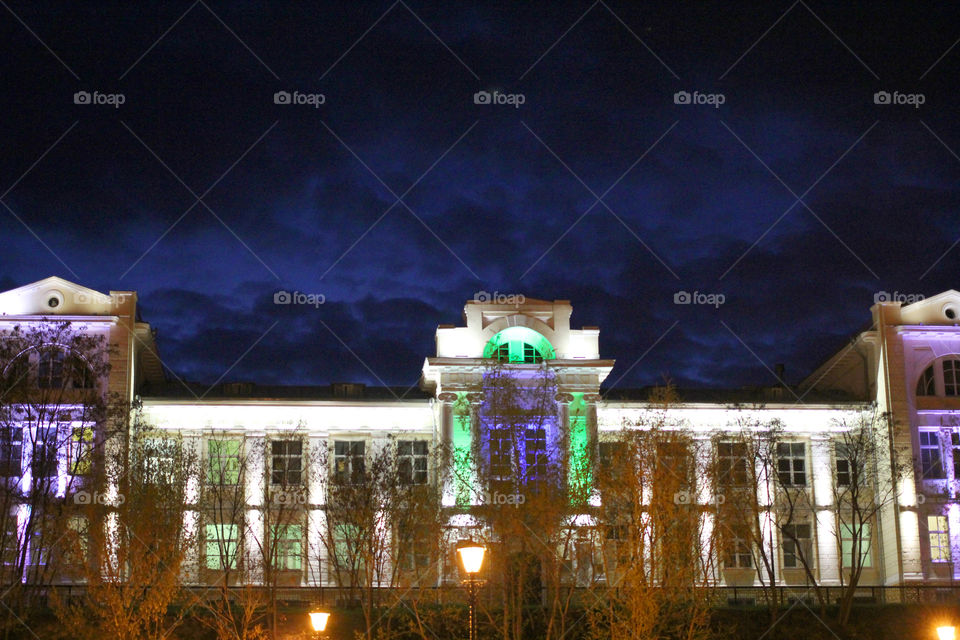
[938,626,956,640]
[309,611,330,632]
[458,544,486,575]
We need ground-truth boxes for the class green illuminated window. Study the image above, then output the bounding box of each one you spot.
[483,327,556,363]
[206,524,238,570]
[208,440,241,485]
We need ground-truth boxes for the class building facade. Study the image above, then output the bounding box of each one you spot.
[0,276,959,590]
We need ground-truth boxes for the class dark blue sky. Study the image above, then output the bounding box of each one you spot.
[2,1,959,391]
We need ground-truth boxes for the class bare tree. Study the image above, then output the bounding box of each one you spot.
[0,320,115,640]
[832,407,901,628]
[52,411,199,639]
[588,384,718,640]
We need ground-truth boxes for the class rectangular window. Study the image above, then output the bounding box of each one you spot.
[69,427,93,476]
[271,440,303,486]
[724,534,752,569]
[66,516,88,564]
[273,524,302,571]
[398,440,428,485]
[929,515,951,563]
[37,350,63,389]
[598,441,624,470]
[205,524,239,570]
[489,429,512,481]
[657,441,691,486]
[334,441,364,484]
[840,523,872,568]
[207,440,241,485]
[525,427,547,481]
[781,523,813,568]
[142,437,176,483]
[32,428,57,478]
[836,458,851,487]
[1,516,18,567]
[920,431,945,479]
[718,442,748,486]
[777,442,807,486]
[398,524,431,570]
[952,432,960,480]
[0,428,22,477]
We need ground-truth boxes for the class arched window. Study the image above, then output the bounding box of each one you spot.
[917,365,936,396]
[483,327,556,364]
[3,346,95,391]
[945,360,960,396]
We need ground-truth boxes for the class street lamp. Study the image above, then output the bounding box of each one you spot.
[309,610,330,638]
[937,626,957,640]
[457,542,486,640]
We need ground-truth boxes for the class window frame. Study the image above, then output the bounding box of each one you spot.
[397,440,428,485]
[270,439,303,487]
[928,515,951,563]
[207,439,242,485]
[781,522,813,569]
[776,442,807,487]
[205,523,239,570]
[333,440,365,484]
[919,431,945,479]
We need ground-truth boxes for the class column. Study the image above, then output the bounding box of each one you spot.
[810,436,839,585]
[438,392,458,506]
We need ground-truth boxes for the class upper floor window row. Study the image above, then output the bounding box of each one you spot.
[916,358,960,398]
[3,347,96,391]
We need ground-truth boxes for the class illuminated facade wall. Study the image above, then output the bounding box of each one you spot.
[5,279,960,588]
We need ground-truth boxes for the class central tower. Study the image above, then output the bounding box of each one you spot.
[421,297,614,507]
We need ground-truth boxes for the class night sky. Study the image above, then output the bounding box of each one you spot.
[2,2,959,391]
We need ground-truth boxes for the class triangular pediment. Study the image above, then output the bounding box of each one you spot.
[899,290,960,325]
[0,276,129,316]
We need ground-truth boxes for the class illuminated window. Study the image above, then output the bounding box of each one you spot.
[205,523,238,570]
[273,524,302,571]
[398,440,428,485]
[69,427,93,475]
[781,523,812,568]
[334,441,364,484]
[945,360,960,396]
[271,440,302,486]
[717,442,748,486]
[208,440,241,485]
[840,523,872,568]
[0,428,22,477]
[928,515,951,563]
[917,365,936,396]
[919,431,945,479]
[483,327,556,364]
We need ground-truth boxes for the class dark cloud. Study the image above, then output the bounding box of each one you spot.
[2,1,960,389]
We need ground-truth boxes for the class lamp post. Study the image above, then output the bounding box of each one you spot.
[937,625,957,640]
[457,542,486,640]
[309,610,330,639]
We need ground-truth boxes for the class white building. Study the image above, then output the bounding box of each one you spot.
[0,276,958,590]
